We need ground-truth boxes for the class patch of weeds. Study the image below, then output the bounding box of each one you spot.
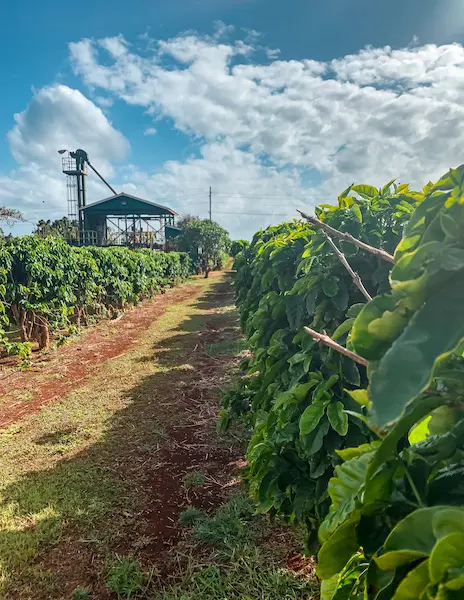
[182,470,206,489]
[206,339,247,358]
[106,556,149,599]
[158,551,318,600]
[71,587,91,600]
[191,493,262,555]
[179,506,205,527]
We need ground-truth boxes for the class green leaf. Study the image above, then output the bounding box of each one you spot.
[345,389,369,407]
[408,416,431,444]
[370,274,464,427]
[352,184,379,199]
[391,559,430,600]
[429,533,464,585]
[432,508,464,539]
[323,277,340,298]
[376,550,429,571]
[346,303,366,318]
[376,507,451,570]
[342,358,360,386]
[366,394,443,481]
[327,401,349,435]
[351,204,363,223]
[300,401,326,436]
[350,294,403,361]
[320,576,339,600]
[336,441,380,461]
[317,519,359,579]
[332,318,355,341]
[331,286,350,312]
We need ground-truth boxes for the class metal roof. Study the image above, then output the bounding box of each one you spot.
[80,193,178,216]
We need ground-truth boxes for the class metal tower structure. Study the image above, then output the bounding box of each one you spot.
[60,149,89,236]
[59,148,117,243]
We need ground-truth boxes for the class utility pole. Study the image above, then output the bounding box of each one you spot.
[209,186,212,221]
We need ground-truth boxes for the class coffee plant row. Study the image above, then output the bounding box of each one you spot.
[0,236,191,354]
[221,166,464,599]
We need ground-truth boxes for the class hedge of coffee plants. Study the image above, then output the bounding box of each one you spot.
[0,236,191,353]
[222,166,464,599]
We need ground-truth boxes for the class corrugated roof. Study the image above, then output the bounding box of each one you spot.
[80,193,178,216]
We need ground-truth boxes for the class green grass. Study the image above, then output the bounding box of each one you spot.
[106,556,152,599]
[0,274,318,599]
[159,494,318,600]
[71,587,92,600]
[182,470,207,489]
[206,338,247,358]
[0,276,218,598]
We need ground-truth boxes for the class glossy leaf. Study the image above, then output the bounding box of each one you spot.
[327,401,349,436]
[370,274,464,427]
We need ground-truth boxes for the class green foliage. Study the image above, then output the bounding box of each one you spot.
[34,217,78,240]
[105,556,149,599]
[183,470,207,489]
[230,239,250,258]
[174,218,230,273]
[0,236,191,352]
[71,587,91,600]
[222,181,422,547]
[225,166,464,599]
[314,166,464,599]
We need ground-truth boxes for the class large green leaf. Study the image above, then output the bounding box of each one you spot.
[370,274,464,427]
[317,519,359,579]
[429,533,464,585]
[352,184,379,199]
[366,395,443,481]
[391,559,430,600]
[376,507,450,571]
[300,401,326,436]
[327,401,349,436]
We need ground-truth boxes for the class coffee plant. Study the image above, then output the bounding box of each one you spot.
[0,236,191,353]
[221,179,424,549]
[225,165,464,599]
[316,166,464,599]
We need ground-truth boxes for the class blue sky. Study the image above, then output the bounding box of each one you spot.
[2,0,464,238]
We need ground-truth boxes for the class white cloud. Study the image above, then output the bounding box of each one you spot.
[4,30,464,239]
[69,33,464,197]
[143,127,157,136]
[0,85,130,221]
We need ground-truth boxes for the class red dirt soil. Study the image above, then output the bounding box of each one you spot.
[0,282,205,429]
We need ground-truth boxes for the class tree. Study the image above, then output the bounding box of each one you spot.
[0,207,24,237]
[34,217,78,240]
[174,218,230,277]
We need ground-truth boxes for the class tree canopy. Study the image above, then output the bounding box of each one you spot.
[174,218,230,276]
[34,217,78,240]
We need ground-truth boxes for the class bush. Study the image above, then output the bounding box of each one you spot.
[0,237,191,352]
[224,166,464,599]
[230,239,250,258]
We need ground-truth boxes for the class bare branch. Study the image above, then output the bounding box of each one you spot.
[297,209,395,264]
[321,231,372,301]
[304,327,369,366]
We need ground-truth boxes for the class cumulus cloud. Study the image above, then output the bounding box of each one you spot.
[4,30,464,238]
[69,32,464,196]
[0,85,129,221]
[143,127,157,136]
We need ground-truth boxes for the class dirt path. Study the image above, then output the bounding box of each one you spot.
[0,273,251,599]
[0,276,220,429]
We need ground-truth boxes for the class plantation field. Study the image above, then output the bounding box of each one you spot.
[0,273,316,600]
